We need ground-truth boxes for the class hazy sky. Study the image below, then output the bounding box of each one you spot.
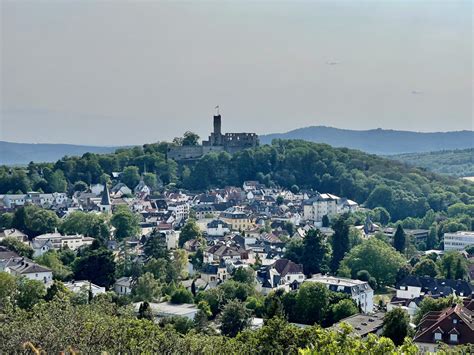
[1,0,472,145]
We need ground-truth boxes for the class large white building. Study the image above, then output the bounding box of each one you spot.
[443,231,474,251]
[2,192,67,209]
[303,194,358,223]
[305,275,374,313]
[34,232,94,251]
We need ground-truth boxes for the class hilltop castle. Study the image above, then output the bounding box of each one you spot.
[167,113,259,161]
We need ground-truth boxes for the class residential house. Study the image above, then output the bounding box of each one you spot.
[306,275,374,313]
[207,219,231,237]
[64,280,106,297]
[303,193,358,223]
[414,297,474,353]
[203,243,247,264]
[5,257,53,284]
[31,239,54,258]
[220,206,253,231]
[0,228,28,243]
[256,258,305,295]
[114,276,133,296]
[201,262,228,284]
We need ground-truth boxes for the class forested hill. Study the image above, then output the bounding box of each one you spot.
[0,141,118,165]
[1,140,473,222]
[260,127,474,155]
[389,149,474,177]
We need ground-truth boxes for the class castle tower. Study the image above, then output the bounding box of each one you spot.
[212,114,223,145]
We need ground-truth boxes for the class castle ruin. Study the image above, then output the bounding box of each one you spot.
[167,113,259,161]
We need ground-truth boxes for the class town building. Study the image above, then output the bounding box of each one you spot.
[303,193,358,223]
[1,192,67,209]
[5,257,53,284]
[306,275,374,313]
[34,232,94,251]
[114,276,133,296]
[220,206,253,231]
[207,219,231,237]
[64,280,106,297]
[167,113,259,161]
[256,259,305,295]
[443,231,474,251]
[414,297,474,352]
[331,312,385,337]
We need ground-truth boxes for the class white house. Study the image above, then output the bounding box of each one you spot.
[256,259,305,295]
[5,258,53,284]
[34,232,94,251]
[207,219,231,237]
[114,276,133,296]
[303,193,358,223]
[305,275,374,313]
[443,231,474,251]
[64,280,106,297]
[0,228,28,243]
[31,239,54,258]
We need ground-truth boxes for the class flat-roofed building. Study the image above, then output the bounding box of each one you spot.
[443,231,474,251]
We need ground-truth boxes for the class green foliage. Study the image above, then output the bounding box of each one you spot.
[11,205,60,237]
[132,273,161,302]
[330,298,358,323]
[330,215,350,272]
[0,237,33,258]
[111,206,140,240]
[178,219,201,248]
[73,247,116,288]
[0,212,14,229]
[438,251,467,280]
[382,308,411,346]
[144,232,169,260]
[286,229,330,275]
[219,300,252,337]
[16,278,46,309]
[170,287,194,304]
[121,166,141,189]
[60,211,110,242]
[296,282,330,325]
[232,267,255,284]
[35,251,73,281]
[393,224,406,253]
[412,259,439,277]
[338,238,406,287]
[391,148,474,177]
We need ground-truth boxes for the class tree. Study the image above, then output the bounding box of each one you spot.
[111,206,140,240]
[219,300,252,337]
[232,267,255,284]
[393,224,406,253]
[412,259,439,278]
[143,173,158,191]
[170,287,194,304]
[138,301,154,321]
[16,278,46,309]
[300,229,331,275]
[296,282,330,325]
[73,248,116,288]
[25,208,60,236]
[321,215,330,228]
[35,251,73,281]
[276,196,284,206]
[179,220,201,248]
[132,272,161,302]
[373,207,391,226]
[382,308,410,346]
[330,215,350,272]
[426,225,438,250]
[439,251,467,280]
[144,233,169,260]
[73,181,88,192]
[60,211,110,242]
[0,212,14,229]
[45,280,71,301]
[181,131,200,146]
[331,299,358,323]
[48,170,68,192]
[121,166,141,189]
[0,272,17,308]
[339,238,405,287]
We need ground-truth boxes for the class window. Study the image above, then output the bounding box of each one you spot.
[453,319,458,324]
[434,333,442,341]
[450,334,458,342]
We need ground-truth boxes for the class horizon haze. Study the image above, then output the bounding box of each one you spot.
[1,1,472,145]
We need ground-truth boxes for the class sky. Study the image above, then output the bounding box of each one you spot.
[1,0,472,145]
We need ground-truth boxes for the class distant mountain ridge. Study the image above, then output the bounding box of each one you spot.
[0,141,118,165]
[260,126,474,155]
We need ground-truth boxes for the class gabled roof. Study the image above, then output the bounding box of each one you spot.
[414,299,474,345]
[273,259,304,277]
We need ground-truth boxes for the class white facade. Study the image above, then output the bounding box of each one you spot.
[2,192,67,208]
[207,221,231,237]
[114,277,133,296]
[64,280,106,297]
[443,231,474,251]
[303,194,358,222]
[34,233,94,250]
